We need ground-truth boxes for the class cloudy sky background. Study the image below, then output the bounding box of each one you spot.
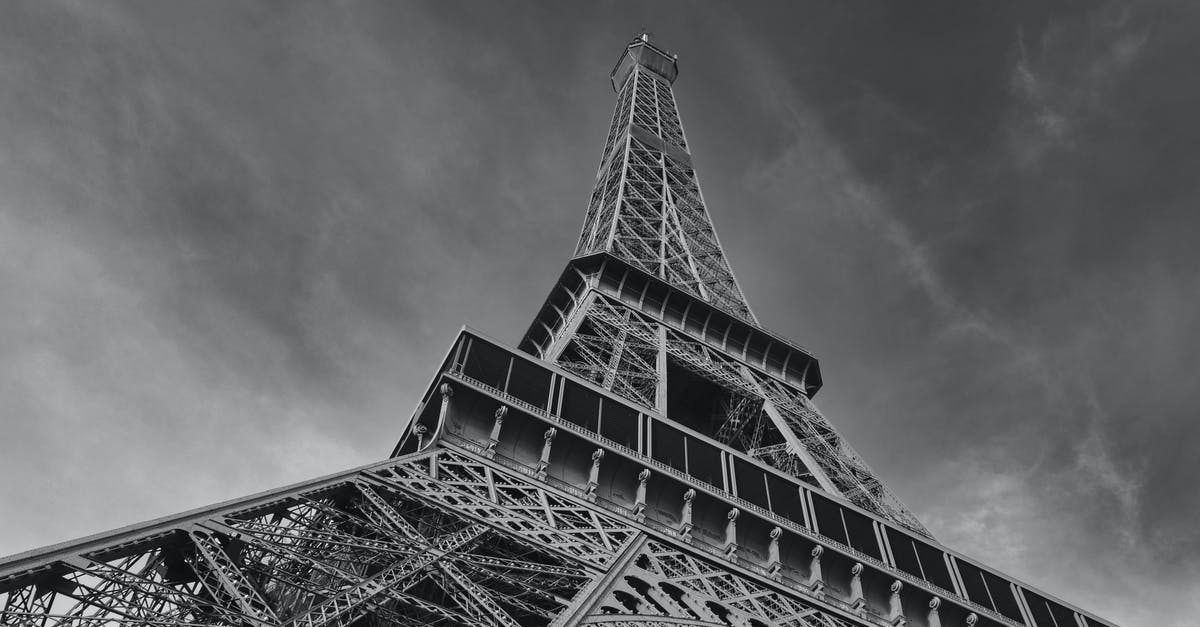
[1,2,1196,624]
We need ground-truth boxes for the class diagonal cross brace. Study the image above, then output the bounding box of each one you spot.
[354,482,523,627]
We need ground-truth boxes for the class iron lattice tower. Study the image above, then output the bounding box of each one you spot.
[0,36,1114,627]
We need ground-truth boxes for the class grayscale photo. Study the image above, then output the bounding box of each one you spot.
[0,3,1191,626]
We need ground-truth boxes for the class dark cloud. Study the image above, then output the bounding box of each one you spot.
[1,1,1194,624]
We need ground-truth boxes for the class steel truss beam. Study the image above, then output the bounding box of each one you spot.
[575,56,755,323]
[552,291,930,536]
[585,539,857,627]
[1,449,616,627]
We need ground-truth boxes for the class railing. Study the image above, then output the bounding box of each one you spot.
[447,369,726,496]
[440,369,1026,627]
[444,440,909,627]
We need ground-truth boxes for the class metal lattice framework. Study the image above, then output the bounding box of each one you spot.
[550,35,932,537]
[611,539,856,627]
[557,296,661,410]
[750,374,930,536]
[1,443,885,627]
[1,34,1116,627]
[550,291,930,537]
[575,37,755,323]
[582,539,856,627]
[0,450,621,627]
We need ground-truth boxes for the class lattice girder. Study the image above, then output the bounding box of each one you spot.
[578,538,859,627]
[547,289,930,530]
[574,45,754,323]
[0,449,617,627]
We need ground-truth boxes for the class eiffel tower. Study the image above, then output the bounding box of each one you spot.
[1,35,1115,627]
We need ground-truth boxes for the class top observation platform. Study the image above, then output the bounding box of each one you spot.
[611,33,679,91]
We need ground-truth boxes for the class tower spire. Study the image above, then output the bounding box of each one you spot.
[576,37,756,323]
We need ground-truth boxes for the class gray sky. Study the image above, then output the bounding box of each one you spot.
[0,2,1194,624]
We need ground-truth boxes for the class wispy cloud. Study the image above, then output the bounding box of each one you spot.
[1007,6,1151,167]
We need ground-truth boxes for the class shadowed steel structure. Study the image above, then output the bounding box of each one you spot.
[0,35,1116,627]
